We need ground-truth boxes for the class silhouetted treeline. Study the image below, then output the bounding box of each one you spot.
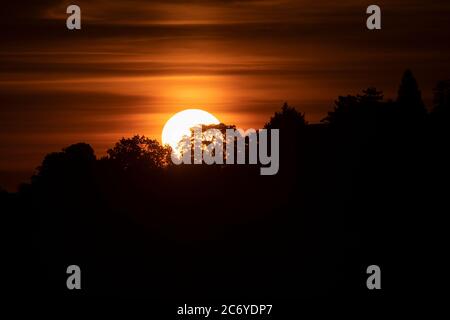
[3,70,449,298]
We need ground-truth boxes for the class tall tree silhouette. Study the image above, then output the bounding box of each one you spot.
[397,69,427,119]
[264,102,306,173]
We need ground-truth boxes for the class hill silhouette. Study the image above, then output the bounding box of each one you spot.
[2,69,449,299]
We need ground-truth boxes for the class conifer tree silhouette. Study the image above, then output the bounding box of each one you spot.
[397,69,427,119]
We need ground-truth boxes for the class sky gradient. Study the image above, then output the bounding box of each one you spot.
[1,0,450,190]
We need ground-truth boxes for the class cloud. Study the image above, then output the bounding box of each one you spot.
[1,0,450,188]
[0,90,151,117]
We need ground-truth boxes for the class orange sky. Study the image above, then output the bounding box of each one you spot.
[1,0,450,190]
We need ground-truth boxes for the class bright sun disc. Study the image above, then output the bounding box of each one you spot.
[162,109,220,152]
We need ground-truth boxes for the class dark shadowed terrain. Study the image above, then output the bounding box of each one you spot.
[2,70,449,301]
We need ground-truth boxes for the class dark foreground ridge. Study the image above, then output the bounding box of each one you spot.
[3,70,449,299]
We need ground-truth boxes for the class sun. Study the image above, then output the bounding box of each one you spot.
[162,109,220,151]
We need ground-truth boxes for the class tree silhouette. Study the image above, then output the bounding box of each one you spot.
[323,88,383,125]
[397,69,427,119]
[430,79,450,140]
[200,123,236,164]
[264,102,307,132]
[105,135,171,171]
[358,87,383,105]
[432,79,450,115]
[11,69,448,298]
[175,123,238,165]
[32,143,96,186]
[264,102,306,174]
[321,87,384,141]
